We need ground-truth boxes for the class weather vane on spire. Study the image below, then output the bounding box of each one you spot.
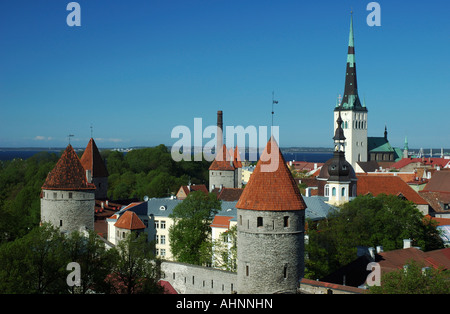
[68,134,74,145]
[271,91,278,128]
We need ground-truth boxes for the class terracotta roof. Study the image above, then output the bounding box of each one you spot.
[158,280,178,294]
[423,171,450,194]
[209,144,235,171]
[42,144,96,191]
[377,247,450,273]
[390,157,450,170]
[236,137,307,211]
[214,187,243,201]
[114,210,146,230]
[176,184,209,199]
[80,138,109,178]
[356,175,427,205]
[211,216,234,228]
[233,145,242,168]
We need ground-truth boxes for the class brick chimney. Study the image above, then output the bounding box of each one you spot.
[217,110,223,150]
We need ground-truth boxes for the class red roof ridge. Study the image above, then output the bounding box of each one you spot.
[42,144,96,191]
[236,137,306,211]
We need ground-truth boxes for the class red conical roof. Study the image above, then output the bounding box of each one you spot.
[236,137,306,211]
[42,145,96,191]
[80,138,109,177]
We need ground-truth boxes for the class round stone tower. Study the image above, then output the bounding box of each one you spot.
[236,137,307,294]
[41,144,96,234]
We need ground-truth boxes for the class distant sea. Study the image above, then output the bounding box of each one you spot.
[0,149,333,163]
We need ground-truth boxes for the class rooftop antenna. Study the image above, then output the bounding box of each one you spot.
[68,134,74,145]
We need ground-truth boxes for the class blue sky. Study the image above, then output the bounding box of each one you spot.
[0,0,449,149]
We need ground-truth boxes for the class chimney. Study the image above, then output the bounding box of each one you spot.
[217,110,223,151]
[368,247,375,261]
[86,170,92,183]
[403,239,412,249]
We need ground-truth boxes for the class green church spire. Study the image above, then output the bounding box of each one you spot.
[336,13,367,113]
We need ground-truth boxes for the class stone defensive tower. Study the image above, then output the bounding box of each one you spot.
[41,144,96,233]
[80,138,109,200]
[236,137,307,294]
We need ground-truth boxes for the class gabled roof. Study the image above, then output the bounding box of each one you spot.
[236,137,307,211]
[80,138,109,178]
[213,187,243,201]
[211,216,234,229]
[356,175,427,205]
[176,184,209,199]
[114,210,146,230]
[42,144,96,191]
[423,171,450,194]
[209,144,235,171]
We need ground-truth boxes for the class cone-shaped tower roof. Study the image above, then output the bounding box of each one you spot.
[80,138,109,178]
[236,137,306,211]
[42,144,96,191]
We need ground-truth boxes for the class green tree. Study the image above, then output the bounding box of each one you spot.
[305,194,444,280]
[169,191,221,265]
[0,224,67,293]
[65,230,116,294]
[369,260,450,294]
[107,232,163,294]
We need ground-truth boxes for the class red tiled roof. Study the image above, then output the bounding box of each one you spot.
[211,216,234,228]
[42,144,96,191]
[114,210,146,230]
[377,247,450,273]
[177,184,209,199]
[158,280,178,294]
[356,175,427,205]
[233,145,242,168]
[209,144,235,171]
[390,157,450,170]
[236,137,307,211]
[80,138,109,178]
[216,188,243,201]
[423,171,450,194]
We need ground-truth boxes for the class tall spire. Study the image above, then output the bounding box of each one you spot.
[336,13,366,112]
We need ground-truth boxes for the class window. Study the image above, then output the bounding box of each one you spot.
[160,249,166,257]
[161,235,166,245]
[246,265,249,276]
[53,192,57,199]
[332,187,336,196]
[239,215,242,225]
[283,264,288,279]
[325,184,329,197]
[155,235,159,244]
[60,220,63,227]
[341,187,346,197]
[69,192,72,199]
[161,221,166,229]
[257,217,263,227]
[155,220,159,228]
[283,216,289,228]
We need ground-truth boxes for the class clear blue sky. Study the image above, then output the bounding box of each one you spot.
[0,0,449,149]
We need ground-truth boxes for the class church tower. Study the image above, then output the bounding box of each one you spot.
[236,137,306,294]
[334,14,368,169]
[41,144,96,233]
